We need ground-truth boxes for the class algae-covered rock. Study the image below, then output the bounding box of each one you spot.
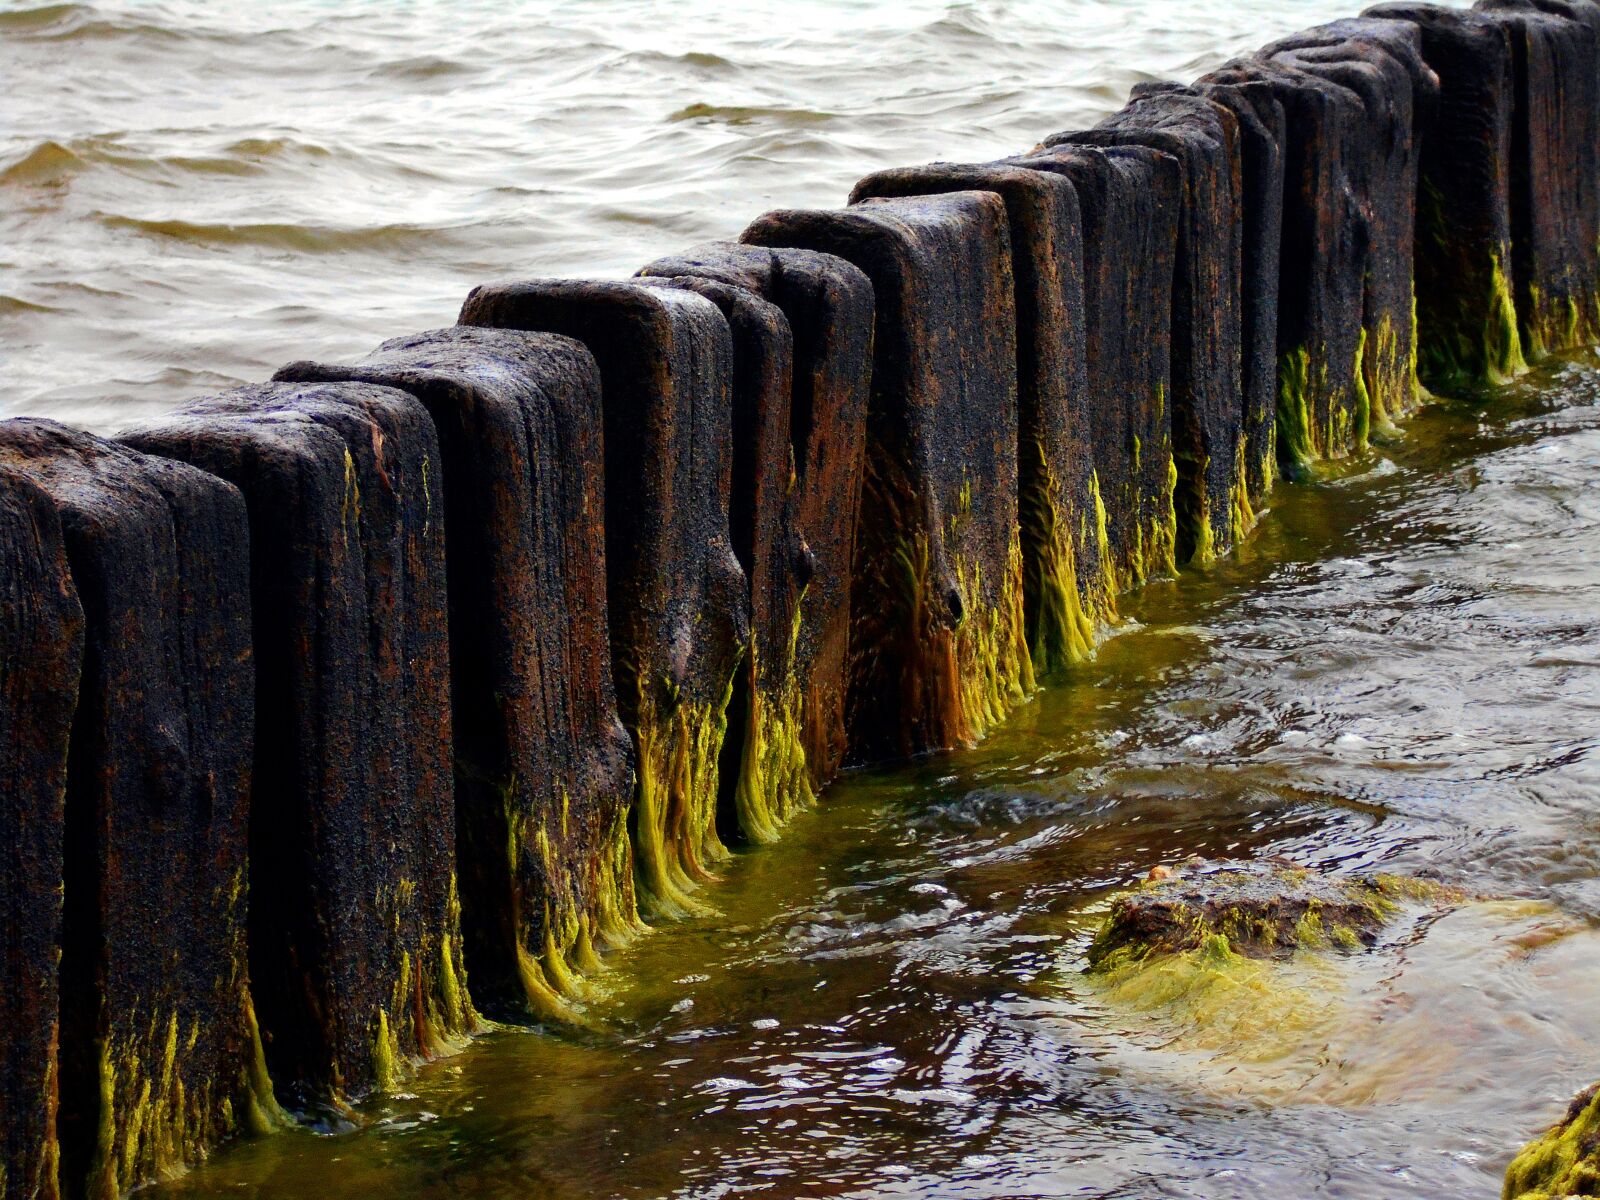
[0,463,83,1200]
[457,280,749,919]
[123,382,468,1110]
[997,143,1180,595]
[636,242,872,790]
[1,420,269,1197]
[847,160,1109,677]
[1050,85,1249,566]
[1088,857,1466,969]
[741,192,1033,763]
[274,328,637,1024]
[1505,1083,1600,1199]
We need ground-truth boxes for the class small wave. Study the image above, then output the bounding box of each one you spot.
[0,140,86,187]
[0,294,64,316]
[368,55,476,82]
[0,1,191,44]
[223,137,335,162]
[93,212,457,254]
[668,102,833,127]
[0,2,86,32]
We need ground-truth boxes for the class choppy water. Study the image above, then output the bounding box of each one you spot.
[9,2,1597,1198]
[2,0,1465,429]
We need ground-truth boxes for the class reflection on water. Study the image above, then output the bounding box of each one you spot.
[139,353,1600,1198]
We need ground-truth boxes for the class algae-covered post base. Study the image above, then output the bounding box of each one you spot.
[1266,20,1439,432]
[848,161,1108,677]
[1366,3,1529,393]
[0,465,83,1200]
[1504,1083,1600,1200]
[1050,84,1249,564]
[458,281,749,922]
[636,242,873,791]
[274,328,638,1026]
[1001,143,1180,591]
[0,421,271,1200]
[636,276,814,846]
[1475,0,1600,359]
[742,192,1033,764]
[1197,79,1288,508]
[122,383,471,1112]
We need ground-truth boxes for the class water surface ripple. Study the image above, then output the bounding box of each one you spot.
[4,0,1462,428]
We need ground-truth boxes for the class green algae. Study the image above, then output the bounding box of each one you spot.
[1019,446,1107,677]
[368,894,480,1097]
[1228,438,1257,549]
[83,996,286,1200]
[1086,931,1347,1065]
[629,671,737,921]
[1421,254,1529,393]
[729,614,817,846]
[1085,472,1120,611]
[513,797,643,1026]
[1086,862,1466,971]
[1504,1083,1600,1200]
[1276,345,1318,476]
[952,533,1036,743]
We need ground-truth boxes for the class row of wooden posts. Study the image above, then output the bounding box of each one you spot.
[4,1,1600,1196]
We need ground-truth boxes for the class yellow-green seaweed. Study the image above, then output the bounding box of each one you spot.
[952,532,1036,742]
[1504,1084,1600,1200]
[628,669,737,921]
[729,609,817,846]
[1019,446,1110,676]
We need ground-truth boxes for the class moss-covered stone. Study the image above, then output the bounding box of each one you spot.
[274,328,637,1025]
[1087,857,1467,970]
[741,192,1034,763]
[848,161,1108,677]
[122,383,470,1112]
[0,464,84,1200]
[636,243,873,791]
[457,281,749,919]
[1,421,274,1197]
[1505,1083,1600,1199]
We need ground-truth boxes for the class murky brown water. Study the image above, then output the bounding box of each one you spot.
[8,2,1597,1198]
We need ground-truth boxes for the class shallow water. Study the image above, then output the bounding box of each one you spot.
[8,2,1596,1198]
[137,355,1600,1198]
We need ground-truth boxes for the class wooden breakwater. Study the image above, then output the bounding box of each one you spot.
[3,2,1598,1195]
